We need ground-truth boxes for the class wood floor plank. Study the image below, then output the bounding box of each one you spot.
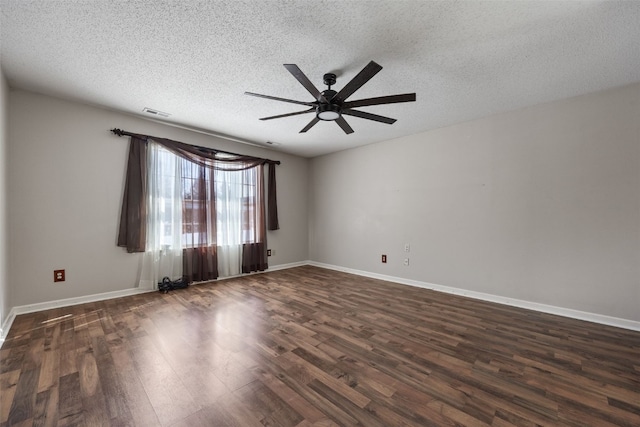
[57,373,83,426]
[128,342,198,426]
[251,366,329,424]
[234,379,304,426]
[6,368,39,426]
[0,369,21,424]
[1,265,639,426]
[32,386,59,427]
[109,348,160,427]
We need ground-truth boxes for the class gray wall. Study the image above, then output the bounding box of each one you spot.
[4,81,639,326]
[7,90,309,308]
[309,82,640,322]
[0,68,9,330]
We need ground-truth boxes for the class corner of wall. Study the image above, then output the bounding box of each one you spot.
[0,65,10,345]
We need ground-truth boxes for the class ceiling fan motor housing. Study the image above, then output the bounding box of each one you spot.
[320,89,337,101]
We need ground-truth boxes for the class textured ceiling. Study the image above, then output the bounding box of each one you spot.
[1,1,640,157]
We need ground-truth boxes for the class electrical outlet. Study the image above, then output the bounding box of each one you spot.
[381,254,387,263]
[54,269,65,282]
[403,258,410,266]
[404,243,410,252]
[267,249,272,256]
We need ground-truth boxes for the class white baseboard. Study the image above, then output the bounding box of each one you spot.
[267,261,309,271]
[192,261,311,284]
[0,320,9,346]
[307,261,640,332]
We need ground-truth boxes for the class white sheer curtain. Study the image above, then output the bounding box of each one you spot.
[138,143,184,289]
[215,168,243,277]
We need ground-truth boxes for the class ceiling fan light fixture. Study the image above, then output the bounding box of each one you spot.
[317,103,341,121]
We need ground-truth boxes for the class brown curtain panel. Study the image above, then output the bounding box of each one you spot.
[117,136,147,253]
[267,162,279,231]
[181,158,219,282]
[242,243,267,273]
[183,246,218,283]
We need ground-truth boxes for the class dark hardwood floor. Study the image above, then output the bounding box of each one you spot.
[1,265,639,426]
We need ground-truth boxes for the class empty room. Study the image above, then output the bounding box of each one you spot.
[1,1,639,426]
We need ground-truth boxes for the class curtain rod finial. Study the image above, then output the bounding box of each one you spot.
[111,128,125,136]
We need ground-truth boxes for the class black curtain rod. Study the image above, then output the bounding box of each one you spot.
[110,128,280,165]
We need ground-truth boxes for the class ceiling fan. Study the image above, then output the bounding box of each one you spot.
[245,61,416,134]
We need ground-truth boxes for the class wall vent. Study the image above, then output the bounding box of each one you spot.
[143,107,171,118]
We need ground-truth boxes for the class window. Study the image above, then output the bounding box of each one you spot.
[144,142,266,281]
[118,135,274,285]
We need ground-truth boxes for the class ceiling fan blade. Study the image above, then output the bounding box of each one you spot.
[244,91,314,107]
[300,117,320,133]
[283,64,328,103]
[335,117,354,134]
[342,108,396,124]
[332,61,383,104]
[343,93,416,109]
[260,108,314,121]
